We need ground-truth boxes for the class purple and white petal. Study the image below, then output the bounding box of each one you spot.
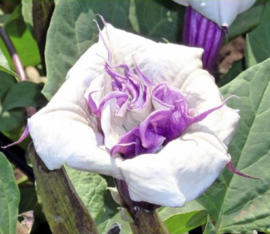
[101,98,128,150]
[120,131,230,206]
[174,0,256,27]
[180,69,240,145]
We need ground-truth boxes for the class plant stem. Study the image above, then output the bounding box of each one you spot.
[28,144,98,234]
[0,26,27,81]
[129,209,169,234]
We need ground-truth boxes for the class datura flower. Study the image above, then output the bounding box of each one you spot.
[9,19,241,209]
[173,0,256,72]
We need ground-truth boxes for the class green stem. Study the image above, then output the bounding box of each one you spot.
[129,209,169,234]
[28,144,98,234]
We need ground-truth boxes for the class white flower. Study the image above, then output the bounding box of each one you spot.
[174,0,256,27]
[27,22,239,207]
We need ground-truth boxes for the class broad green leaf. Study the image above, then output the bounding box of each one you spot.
[43,0,132,100]
[21,0,33,33]
[0,13,10,27]
[0,6,40,68]
[65,167,107,222]
[134,1,185,43]
[203,216,217,234]
[0,71,16,105]
[196,59,270,233]
[0,66,20,80]
[32,0,55,71]
[0,110,25,132]
[163,210,207,234]
[228,2,265,40]
[159,200,205,220]
[0,152,20,234]
[2,81,47,112]
[246,2,270,67]
[159,201,206,234]
[0,47,10,69]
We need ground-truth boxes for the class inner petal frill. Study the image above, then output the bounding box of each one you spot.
[83,21,232,215]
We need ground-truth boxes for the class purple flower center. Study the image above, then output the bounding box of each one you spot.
[86,20,229,160]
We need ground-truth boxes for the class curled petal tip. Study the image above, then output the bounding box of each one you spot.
[95,14,107,25]
[1,126,29,149]
[226,158,263,184]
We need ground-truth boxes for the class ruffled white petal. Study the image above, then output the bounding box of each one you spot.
[104,25,239,146]
[101,98,127,149]
[103,24,204,86]
[120,131,230,206]
[28,40,123,179]
[174,0,256,27]
[181,69,240,146]
[27,23,240,208]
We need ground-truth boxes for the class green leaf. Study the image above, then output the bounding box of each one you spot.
[0,6,40,68]
[0,48,19,80]
[0,110,25,132]
[158,200,205,220]
[2,81,47,112]
[196,58,270,233]
[203,216,217,234]
[0,152,20,234]
[228,2,265,40]
[134,1,185,43]
[43,0,132,100]
[159,201,206,234]
[65,167,107,222]
[0,47,10,69]
[21,0,33,33]
[0,71,16,104]
[0,66,20,80]
[164,210,207,234]
[246,2,270,67]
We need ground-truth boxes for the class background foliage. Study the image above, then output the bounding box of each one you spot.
[0,0,269,234]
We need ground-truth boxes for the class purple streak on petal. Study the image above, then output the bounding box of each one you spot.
[105,62,142,107]
[226,158,263,183]
[1,126,29,148]
[183,7,224,73]
[184,6,199,46]
[110,127,159,160]
[86,89,102,115]
[139,109,171,149]
[203,23,224,72]
[94,20,112,63]
[196,15,208,48]
[190,95,238,124]
[98,91,129,117]
[111,84,235,159]
[132,55,153,87]
[152,83,185,110]
[96,14,108,26]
